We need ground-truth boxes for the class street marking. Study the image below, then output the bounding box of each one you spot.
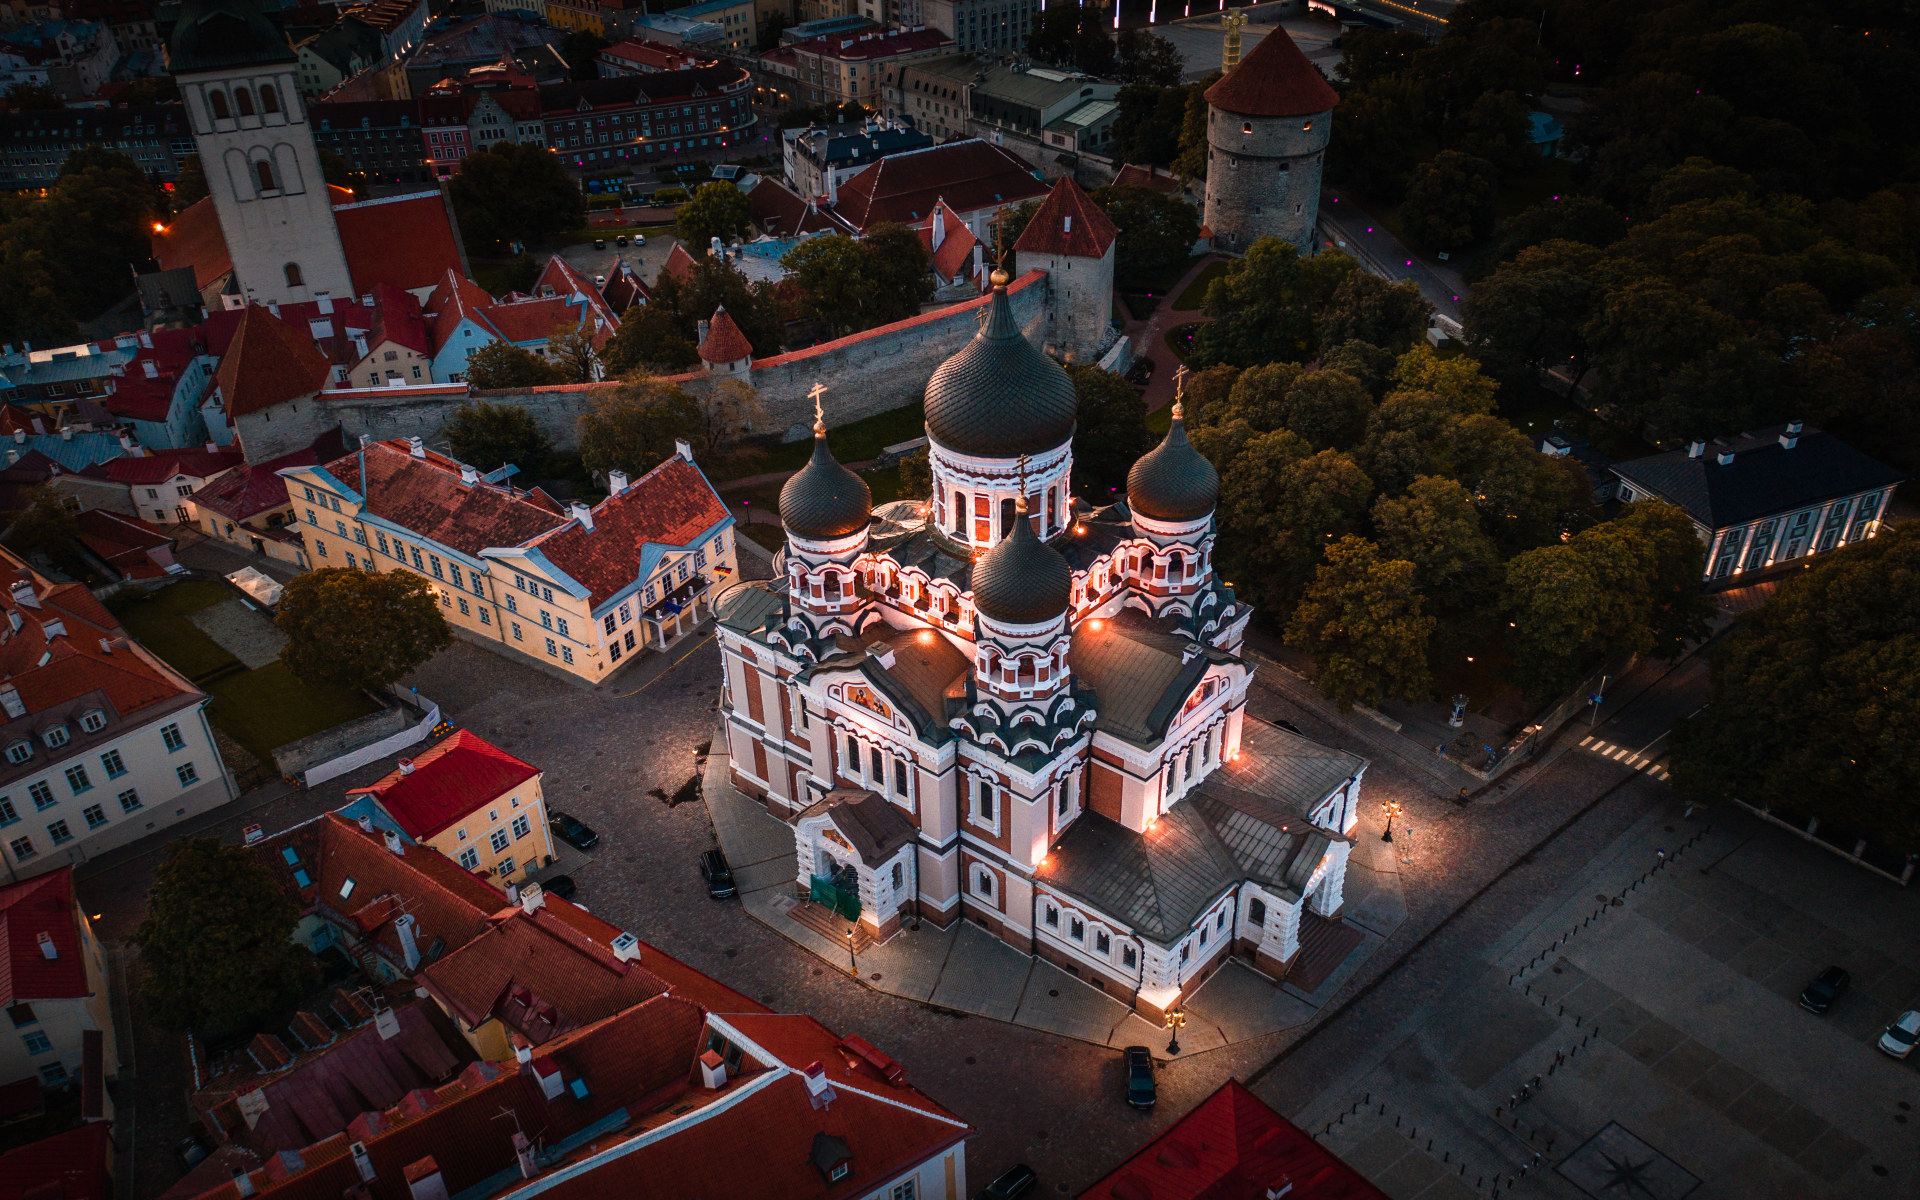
[1613,748,1633,761]
[1591,741,1612,754]
[1580,736,1594,747]
[1658,771,1671,781]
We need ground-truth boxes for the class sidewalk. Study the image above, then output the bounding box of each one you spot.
[700,720,1408,1060]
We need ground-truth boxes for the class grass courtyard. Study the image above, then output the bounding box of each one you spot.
[109,581,378,767]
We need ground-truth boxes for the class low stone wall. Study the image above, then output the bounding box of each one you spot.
[271,693,441,785]
[319,270,1052,452]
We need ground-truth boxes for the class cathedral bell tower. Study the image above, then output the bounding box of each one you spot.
[167,0,354,307]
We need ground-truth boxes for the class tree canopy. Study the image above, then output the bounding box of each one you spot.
[462,341,561,390]
[276,568,454,692]
[781,222,933,335]
[1286,536,1435,711]
[444,401,553,475]
[577,375,701,480]
[1066,364,1154,499]
[1091,185,1198,286]
[449,143,586,253]
[1190,239,1358,368]
[676,182,754,253]
[648,254,784,357]
[0,147,162,342]
[133,838,321,1035]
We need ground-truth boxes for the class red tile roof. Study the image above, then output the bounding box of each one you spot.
[1204,27,1339,118]
[322,440,567,558]
[424,269,504,355]
[529,453,731,609]
[99,449,244,486]
[347,730,540,841]
[1113,162,1185,194]
[102,369,178,422]
[0,1122,111,1200]
[152,196,232,290]
[193,429,346,522]
[482,296,578,345]
[73,510,176,580]
[698,305,753,363]
[716,1012,962,1123]
[216,306,336,418]
[1013,176,1116,259]
[363,282,432,356]
[787,25,952,62]
[332,191,467,297]
[832,139,1047,233]
[1077,1080,1387,1200]
[658,241,699,284]
[926,204,979,282]
[600,258,653,313]
[746,176,840,236]
[0,866,87,1005]
[598,38,703,71]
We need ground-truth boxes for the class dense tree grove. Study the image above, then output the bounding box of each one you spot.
[0,147,164,345]
[448,142,586,253]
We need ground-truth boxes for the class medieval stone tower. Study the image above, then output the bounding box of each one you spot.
[1013,177,1118,364]
[167,0,354,306]
[1201,27,1339,255]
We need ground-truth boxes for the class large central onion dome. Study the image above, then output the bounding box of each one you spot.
[780,422,871,541]
[971,497,1072,625]
[1127,402,1219,522]
[924,278,1077,458]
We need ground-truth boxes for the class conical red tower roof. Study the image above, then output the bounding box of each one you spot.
[1204,27,1340,118]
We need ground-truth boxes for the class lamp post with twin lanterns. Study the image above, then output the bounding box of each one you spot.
[1381,800,1402,843]
[1164,1008,1186,1055]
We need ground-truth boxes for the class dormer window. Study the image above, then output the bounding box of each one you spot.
[5,741,30,764]
[79,710,105,733]
[42,726,68,749]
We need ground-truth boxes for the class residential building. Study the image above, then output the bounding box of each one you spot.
[62,0,163,58]
[95,321,242,450]
[716,276,1369,1021]
[292,15,387,98]
[595,37,705,76]
[188,430,345,569]
[923,0,1033,54]
[887,52,973,141]
[0,21,119,98]
[0,101,189,189]
[824,137,1049,239]
[70,510,182,581]
[77,447,245,525]
[773,24,953,110]
[650,0,759,53]
[0,548,237,881]
[0,1125,113,1200]
[342,0,427,62]
[1610,423,1906,585]
[421,260,614,381]
[889,57,1121,161]
[278,437,738,682]
[532,64,757,171]
[1077,1080,1388,1200]
[629,9,727,50]
[0,867,119,1089]
[307,97,434,185]
[0,340,134,416]
[343,729,555,886]
[783,117,933,199]
[400,11,564,96]
[419,92,472,176]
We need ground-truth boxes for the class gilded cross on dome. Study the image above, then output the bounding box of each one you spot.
[808,382,828,434]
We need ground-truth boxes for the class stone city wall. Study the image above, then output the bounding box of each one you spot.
[319,270,1052,452]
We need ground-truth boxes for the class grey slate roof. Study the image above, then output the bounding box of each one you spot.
[1610,425,1904,529]
[1126,414,1219,522]
[971,505,1072,624]
[923,284,1077,458]
[802,788,917,867]
[714,580,784,635]
[779,432,872,540]
[1067,607,1235,745]
[1039,720,1354,943]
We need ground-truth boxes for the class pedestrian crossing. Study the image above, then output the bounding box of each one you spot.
[1578,736,1670,780]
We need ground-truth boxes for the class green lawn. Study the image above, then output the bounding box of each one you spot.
[1164,323,1202,362]
[109,581,378,766]
[1173,260,1231,312]
[744,401,928,478]
[1119,253,1206,302]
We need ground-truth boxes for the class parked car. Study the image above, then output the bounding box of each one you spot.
[1879,1010,1920,1058]
[633,233,646,246]
[616,234,628,246]
[1124,1045,1156,1109]
[1799,966,1850,1014]
[976,1164,1037,1200]
[594,274,606,287]
[594,237,605,250]
[700,848,737,899]
[540,874,577,901]
[549,810,600,850]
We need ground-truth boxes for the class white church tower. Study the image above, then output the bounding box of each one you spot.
[166,0,353,306]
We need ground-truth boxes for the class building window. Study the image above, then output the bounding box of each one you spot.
[20,1030,51,1055]
[176,762,198,786]
[284,262,302,287]
[1248,897,1266,927]
[0,796,14,825]
[101,750,127,778]
[8,836,33,861]
[6,741,30,765]
[162,723,184,751]
[511,814,530,839]
[44,727,68,749]
[512,622,523,640]
[260,84,280,113]
[118,788,141,813]
[562,646,574,664]
[8,1004,33,1027]
[1069,918,1084,941]
[458,846,480,870]
[458,598,470,616]
[83,804,106,830]
[976,869,993,899]
[1045,905,1058,927]
[1123,945,1137,968]
[64,766,91,794]
[1180,943,1191,963]
[80,710,106,733]
[490,827,510,853]
[46,820,72,845]
[545,638,558,657]
[974,778,995,823]
[29,782,53,810]
[1096,930,1111,954]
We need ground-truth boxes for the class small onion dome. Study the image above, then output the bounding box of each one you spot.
[779,425,871,540]
[971,499,1072,625]
[924,282,1077,459]
[1127,402,1219,522]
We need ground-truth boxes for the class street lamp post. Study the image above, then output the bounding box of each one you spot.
[1164,1008,1186,1055]
[846,927,857,978]
[1381,800,1402,843]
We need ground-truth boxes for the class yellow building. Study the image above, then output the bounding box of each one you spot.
[278,436,738,684]
[346,729,554,884]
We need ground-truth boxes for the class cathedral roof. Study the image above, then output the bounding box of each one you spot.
[167,0,298,72]
[779,429,871,541]
[1067,607,1234,744]
[1203,27,1339,118]
[1126,406,1220,522]
[970,504,1071,626]
[923,283,1077,459]
[799,789,918,867]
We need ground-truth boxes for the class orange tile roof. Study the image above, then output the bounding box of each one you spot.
[334,192,468,297]
[658,241,699,284]
[926,204,979,281]
[697,305,753,363]
[1204,27,1340,118]
[72,510,175,580]
[99,449,244,485]
[1013,175,1116,259]
[215,306,336,417]
[832,139,1048,233]
[529,453,730,610]
[716,1012,963,1123]
[322,440,567,557]
[152,197,232,290]
[1113,162,1184,194]
[424,269,503,354]
[0,866,87,1005]
[347,730,540,840]
[481,296,578,344]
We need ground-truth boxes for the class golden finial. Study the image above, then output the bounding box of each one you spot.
[808,382,828,436]
[1222,7,1247,72]
[1172,363,1189,404]
[1015,454,1030,512]
[988,207,1015,287]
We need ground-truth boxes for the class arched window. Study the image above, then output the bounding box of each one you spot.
[208,90,230,119]
[259,84,279,113]
[255,160,276,192]
[234,87,254,117]
[284,262,303,287]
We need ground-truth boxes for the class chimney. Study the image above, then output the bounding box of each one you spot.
[1779,420,1803,449]
[506,880,520,905]
[513,1132,539,1180]
[395,913,421,971]
[1063,214,1072,233]
[356,813,374,833]
[610,931,641,962]
[710,235,723,257]
[519,881,546,913]
[142,359,158,378]
[571,501,594,532]
[11,581,36,609]
[403,1157,451,1200]
[207,441,220,454]
[408,436,426,458]
[10,430,20,443]
[383,827,406,855]
[61,427,72,441]
[4,452,13,465]
[350,1141,377,1183]
[931,204,945,251]
[802,1061,836,1109]
[608,469,628,496]
[461,464,478,486]
[1786,419,1804,435]
[318,294,335,315]
[675,438,693,462]
[827,166,838,205]
[139,330,153,348]
[37,931,57,959]
[0,685,21,719]
[699,1049,727,1089]
[233,1171,256,1199]
[1265,1184,1294,1199]
[118,433,134,451]
[268,303,280,318]
[398,757,416,775]
[40,618,65,642]
[531,1056,565,1100]
[1717,450,1735,466]
[511,1033,533,1065]
[1687,439,1705,458]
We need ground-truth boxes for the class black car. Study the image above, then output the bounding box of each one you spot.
[541,874,577,901]
[700,848,737,899]
[616,234,629,246]
[1124,1045,1156,1110]
[549,810,600,851]
[976,1164,1037,1200]
[594,237,605,250]
[1800,966,1850,1014]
